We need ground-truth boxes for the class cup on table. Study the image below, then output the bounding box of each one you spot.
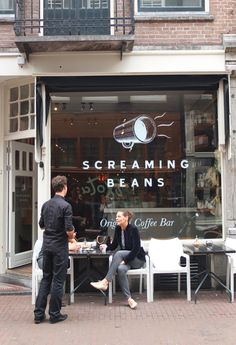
[100,244,107,253]
[206,240,213,249]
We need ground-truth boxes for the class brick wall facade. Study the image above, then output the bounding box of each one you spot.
[0,0,236,50]
[135,0,236,47]
[0,21,17,49]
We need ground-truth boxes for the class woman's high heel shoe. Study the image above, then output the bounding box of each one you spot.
[90,280,108,291]
[128,298,137,309]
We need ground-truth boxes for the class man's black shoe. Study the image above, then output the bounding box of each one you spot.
[49,314,68,324]
[34,315,46,324]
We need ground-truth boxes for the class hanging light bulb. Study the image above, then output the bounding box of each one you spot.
[89,102,94,111]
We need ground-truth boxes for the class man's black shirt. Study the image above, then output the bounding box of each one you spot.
[39,194,74,249]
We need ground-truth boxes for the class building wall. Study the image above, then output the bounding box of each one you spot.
[0,1,236,273]
[0,1,236,50]
[225,76,236,234]
[0,21,16,49]
[135,1,236,47]
[0,84,5,271]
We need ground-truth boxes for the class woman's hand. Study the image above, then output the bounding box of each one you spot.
[100,244,107,253]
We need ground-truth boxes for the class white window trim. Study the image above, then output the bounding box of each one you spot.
[134,0,209,16]
[4,78,36,141]
[0,14,14,19]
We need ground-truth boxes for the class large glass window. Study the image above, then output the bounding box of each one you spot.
[51,89,221,240]
[138,0,205,12]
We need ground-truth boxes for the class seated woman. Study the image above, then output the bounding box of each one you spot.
[90,210,145,309]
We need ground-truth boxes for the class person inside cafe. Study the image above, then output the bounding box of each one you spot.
[94,193,109,233]
[90,210,146,309]
[69,185,88,238]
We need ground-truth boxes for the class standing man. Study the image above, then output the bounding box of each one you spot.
[34,175,75,324]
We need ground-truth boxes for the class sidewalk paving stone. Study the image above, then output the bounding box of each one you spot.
[0,282,31,295]
[0,291,236,345]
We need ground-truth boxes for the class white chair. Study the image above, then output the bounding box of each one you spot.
[148,237,191,302]
[32,239,43,304]
[32,239,74,304]
[225,237,236,302]
[108,253,151,303]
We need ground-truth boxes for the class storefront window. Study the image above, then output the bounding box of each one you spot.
[51,90,221,240]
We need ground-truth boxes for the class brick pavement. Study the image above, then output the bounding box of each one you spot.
[0,291,236,345]
[0,282,31,295]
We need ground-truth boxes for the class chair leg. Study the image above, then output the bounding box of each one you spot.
[70,261,74,304]
[186,270,191,302]
[113,276,116,294]
[150,272,154,302]
[139,274,143,294]
[231,269,234,302]
[178,273,181,293]
[226,261,230,288]
[147,275,151,303]
[35,277,39,299]
[32,275,36,305]
[108,281,113,304]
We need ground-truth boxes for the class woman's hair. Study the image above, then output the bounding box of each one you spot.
[120,210,134,221]
[51,175,67,192]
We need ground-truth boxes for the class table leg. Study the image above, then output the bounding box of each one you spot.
[68,254,108,305]
[194,272,209,304]
[209,271,232,302]
[193,254,232,303]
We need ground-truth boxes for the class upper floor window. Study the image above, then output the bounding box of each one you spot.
[138,0,205,12]
[48,0,72,9]
[0,0,14,14]
[47,0,108,9]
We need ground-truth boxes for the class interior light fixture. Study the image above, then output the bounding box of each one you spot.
[51,96,71,103]
[89,103,94,111]
[62,103,67,111]
[81,102,86,111]
[130,95,167,103]
[81,96,118,103]
[53,103,59,111]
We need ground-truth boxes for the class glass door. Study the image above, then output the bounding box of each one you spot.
[8,141,36,268]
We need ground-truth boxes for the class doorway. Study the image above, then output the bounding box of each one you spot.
[44,0,110,35]
[8,141,37,268]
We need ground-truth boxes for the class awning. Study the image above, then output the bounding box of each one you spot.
[38,75,226,92]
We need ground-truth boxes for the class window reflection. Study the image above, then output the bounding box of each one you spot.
[51,90,221,240]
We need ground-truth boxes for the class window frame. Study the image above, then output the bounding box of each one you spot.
[136,0,209,15]
[0,0,15,15]
[5,79,36,141]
